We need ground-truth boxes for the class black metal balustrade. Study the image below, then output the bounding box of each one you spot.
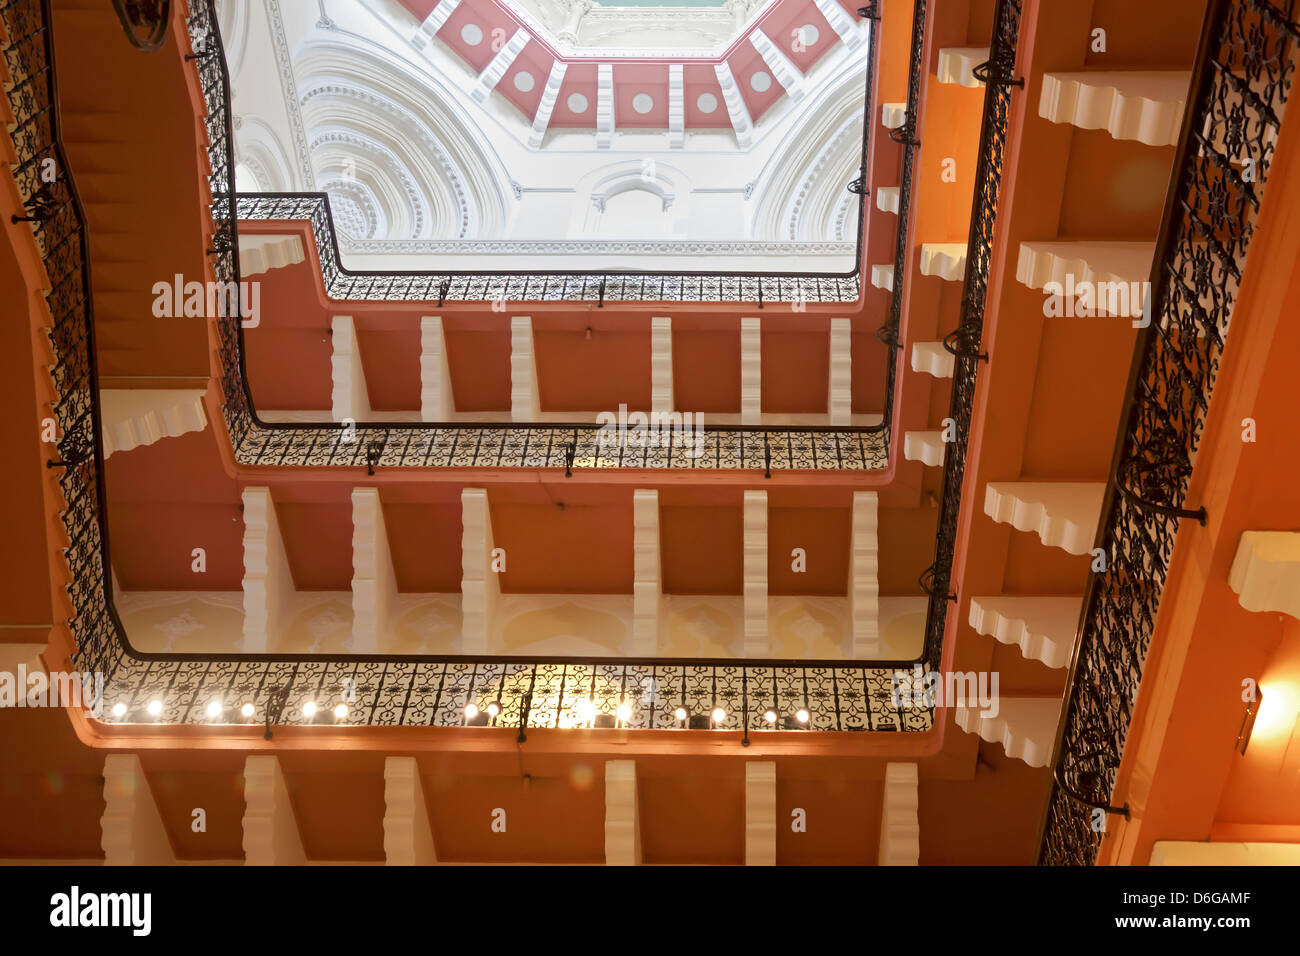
[195,6,894,473]
[1038,0,1299,865]
[0,0,932,733]
[918,0,1023,666]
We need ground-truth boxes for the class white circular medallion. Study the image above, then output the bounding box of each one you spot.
[513,71,535,93]
[632,93,654,114]
[567,92,589,113]
[460,23,483,46]
[750,71,772,93]
[797,24,820,47]
[696,92,718,114]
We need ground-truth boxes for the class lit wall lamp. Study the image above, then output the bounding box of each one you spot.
[1236,683,1263,755]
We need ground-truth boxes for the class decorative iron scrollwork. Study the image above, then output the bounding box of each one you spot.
[11,180,60,223]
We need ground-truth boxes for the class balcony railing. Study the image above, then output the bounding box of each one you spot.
[194,7,895,473]
[1038,0,1300,865]
[0,0,933,734]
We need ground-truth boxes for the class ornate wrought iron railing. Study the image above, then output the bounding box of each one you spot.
[0,0,931,733]
[195,6,893,472]
[1038,0,1299,865]
[918,0,1023,666]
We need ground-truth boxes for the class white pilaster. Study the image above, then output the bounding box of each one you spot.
[420,316,454,422]
[714,61,754,148]
[744,490,768,657]
[460,488,498,654]
[528,61,568,148]
[983,482,1106,555]
[879,762,920,865]
[827,317,851,425]
[331,315,371,423]
[604,760,641,865]
[745,762,776,866]
[632,490,661,656]
[101,754,176,866]
[740,316,761,425]
[968,595,1082,669]
[383,756,438,865]
[850,491,880,658]
[650,316,673,415]
[813,0,864,49]
[1229,531,1300,620]
[241,487,293,653]
[242,755,306,865]
[596,63,615,148]
[509,315,540,421]
[471,28,531,104]
[748,28,805,102]
[411,0,461,49]
[351,488,397,654]
[668,64,685,148]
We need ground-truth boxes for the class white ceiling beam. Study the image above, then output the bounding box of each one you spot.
[509,315,540,421]
[650,316,673,414]
[879,762,920,865]
[241,486,293,654]
[744,490,768,657]
[411,0,462,50]
[850,491,880,658]
[633,490,661,657]
[596,63,615,148]
[384,756,438,865]
[713,61,753,148]
[461,488,498,655]
[420,316,454,422]
[668,64,685,148]
[813,0,865,49]
[351,487,397,654]
[748,28,805,102]
[243,756,307,865]
[745,762,777,865]
[101,754,176,865]
[740,316,761,424]
[528,61,569,148]
[331,314,372,423]
[827,317,851,425]
[604,760,642,865]
[471,28,531,104]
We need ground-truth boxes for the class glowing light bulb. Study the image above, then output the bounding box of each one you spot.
[711,707,726,724]
[796,708,810,723]
[111,702,127,718]
[674,707,688,721]
[206,700,223,718]
[616,703,632,721]
[240,702,255,718]
[464,703,479,719]
[486,701,501,718]
[146,699,163,717]
[764,709,778,723]
[576,698,596,720]
[301,701,318,718]
[333,703,348,720]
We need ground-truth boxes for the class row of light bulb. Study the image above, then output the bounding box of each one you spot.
[463,701,812,725]
[109,699,350,720]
